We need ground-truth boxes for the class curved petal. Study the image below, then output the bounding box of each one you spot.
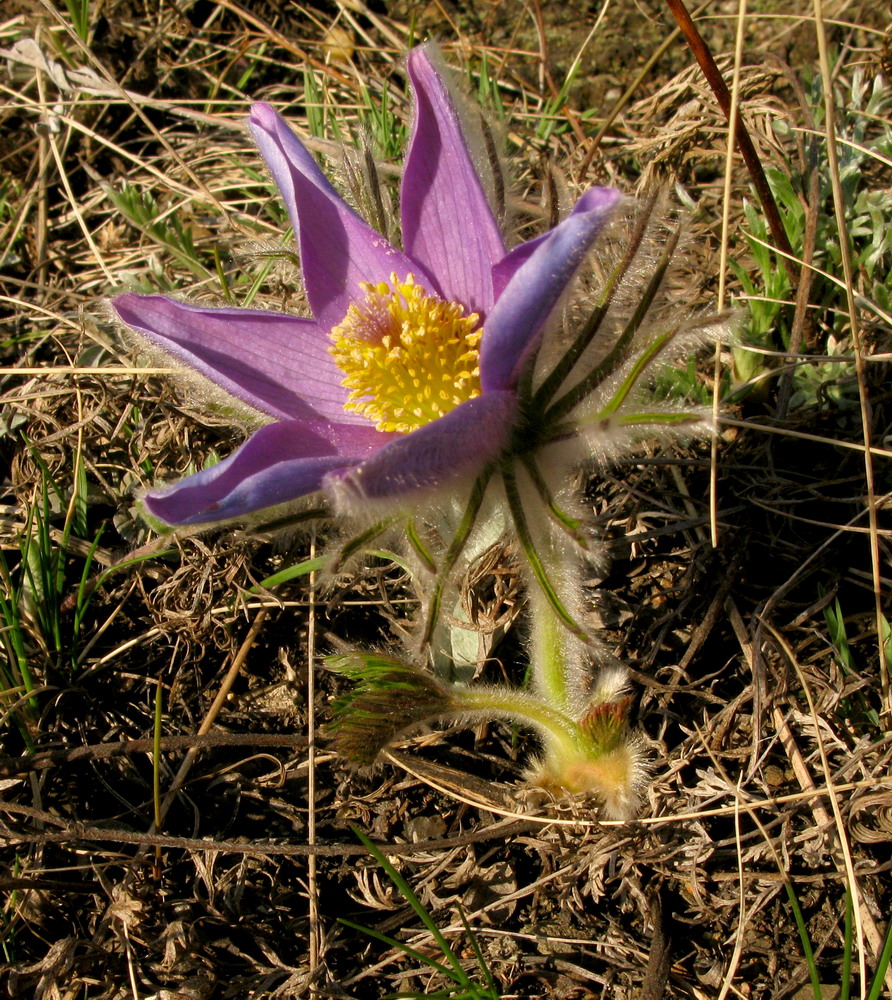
[112,293,365,423]
[402,46,505,314]
[480,187,623,392]
[489,237,541,303]
[249,103,429,329]
[144,420,389,526]
[324,390,517,508]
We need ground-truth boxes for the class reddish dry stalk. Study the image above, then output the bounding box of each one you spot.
[664,0,799,287]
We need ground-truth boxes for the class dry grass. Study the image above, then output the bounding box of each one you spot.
[1,1,891,997]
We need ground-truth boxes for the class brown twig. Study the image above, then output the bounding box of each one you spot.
[664,0,799,287]
[0,808,538,857]
[152,607,269,835]
[0,733,309,777]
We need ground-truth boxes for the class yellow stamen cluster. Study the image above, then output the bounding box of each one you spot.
[329,273,482,434]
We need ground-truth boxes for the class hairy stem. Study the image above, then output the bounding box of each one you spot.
[501,461,589,644]
[453,685,584,762]
[527,581,575,717]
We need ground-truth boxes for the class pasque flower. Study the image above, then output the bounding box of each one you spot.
[111,45,622,528]
[112,47,727,815]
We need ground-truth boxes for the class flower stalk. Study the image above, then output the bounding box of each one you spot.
[326,633,644,819]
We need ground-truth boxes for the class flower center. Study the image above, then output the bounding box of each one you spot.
[329,273,482,434]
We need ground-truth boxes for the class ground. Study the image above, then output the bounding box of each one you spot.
[1,1,891,998]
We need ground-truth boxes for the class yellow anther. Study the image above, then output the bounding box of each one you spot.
[329,273,483,433]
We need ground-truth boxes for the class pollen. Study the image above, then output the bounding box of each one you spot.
[329,273,483,434]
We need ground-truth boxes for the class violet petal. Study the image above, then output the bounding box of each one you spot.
[401,47,505,314]
[144,420,388,526]
[249,102,429,330]
[489,229,555,302]
[112,293,363,423]
[480,187,623,392]
[324,391,516,506]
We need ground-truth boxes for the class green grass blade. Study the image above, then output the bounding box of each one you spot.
[71,524,106,659]
[351,826,473,988]
[866,911,892,1000]
[337,917,455,981]
[840,887,853,1000]
[252,556,326,591]
[783,879,823,1000]
[457,902,497,993]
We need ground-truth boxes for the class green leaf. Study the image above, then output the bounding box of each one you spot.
[253,556,326,591]
[501,462,588,643]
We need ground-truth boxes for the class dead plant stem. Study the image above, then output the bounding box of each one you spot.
[307,528,320,977]
[711,0,748,548]
[664,0,798,286]
[153,607,269,834]
[811,0,889,730]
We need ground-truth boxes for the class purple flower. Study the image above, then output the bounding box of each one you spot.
[111,46,621,526]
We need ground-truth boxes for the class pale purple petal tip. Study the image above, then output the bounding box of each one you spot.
[489,238,541,303]
[248,102,426,329]
[111,293,362,423]
[480,187,623,392]
[324,391,517,508]
[401,46,505,315]
[144,420,388,526]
